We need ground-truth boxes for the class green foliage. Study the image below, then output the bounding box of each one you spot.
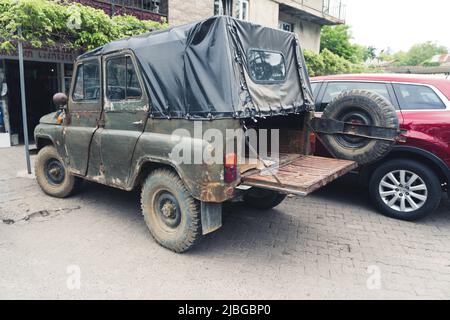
[303,49,325,77]
[0,0,167,52]
[422,60,440,67]
[320,25,378,65]
[304,48,366,77]
[321,25,363,63]
[393,41,448,66]
[356,45,376,62]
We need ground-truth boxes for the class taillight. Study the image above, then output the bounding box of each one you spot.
[310,133,316,155]
[224,153,237,183]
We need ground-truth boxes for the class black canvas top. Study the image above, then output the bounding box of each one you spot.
[80,16,314,119]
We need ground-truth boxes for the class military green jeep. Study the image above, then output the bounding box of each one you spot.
[34,17,399,252]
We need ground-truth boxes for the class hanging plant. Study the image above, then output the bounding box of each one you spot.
[0,0,167,52]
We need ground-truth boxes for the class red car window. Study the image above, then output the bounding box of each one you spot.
[393,84,446,110]
[319,81,392,112]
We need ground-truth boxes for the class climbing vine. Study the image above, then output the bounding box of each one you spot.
[0,0,167,52]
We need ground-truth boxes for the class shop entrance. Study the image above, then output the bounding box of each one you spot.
[5,60,59,143]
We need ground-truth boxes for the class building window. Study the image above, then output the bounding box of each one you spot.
[214,0,233,16]
[279,21,294,32]
[237,0,249,21]
[64,64,73,95]
[114,0,161,14]
[146,0,161,13]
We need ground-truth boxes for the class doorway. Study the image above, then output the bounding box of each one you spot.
[5,60,59,143]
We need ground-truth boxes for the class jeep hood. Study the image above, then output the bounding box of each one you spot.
[39,112,59,125]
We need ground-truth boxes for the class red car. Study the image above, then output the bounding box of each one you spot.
[311,74,450,221]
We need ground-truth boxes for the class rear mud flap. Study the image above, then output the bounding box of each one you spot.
[201,202,222,235]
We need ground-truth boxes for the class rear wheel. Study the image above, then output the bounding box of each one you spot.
[141,169,202,253]
[369,159,442,221]
[243,188,287,210]
[35,146,81,198]
[320,89,399,165]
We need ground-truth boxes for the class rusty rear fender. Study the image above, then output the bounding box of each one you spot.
[128,130,238,203]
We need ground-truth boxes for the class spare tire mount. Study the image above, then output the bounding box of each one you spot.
[309,89,404,166]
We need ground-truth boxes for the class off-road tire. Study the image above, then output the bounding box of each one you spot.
[244,188,287,210]
[369,159,442,221]
[35,145,80,198]
[141,169,202,253]
[320,89,399,165]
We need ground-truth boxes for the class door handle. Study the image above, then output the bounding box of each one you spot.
[132,120,144,126]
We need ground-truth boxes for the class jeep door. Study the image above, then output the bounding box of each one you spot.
[64,58,102,175]
[88,52,149,187]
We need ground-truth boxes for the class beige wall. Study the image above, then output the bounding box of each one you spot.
[167,0,322,52]
[168,0,214,26]
[297,0,323,11]
[248,0,279,28]
[279,10,321,52]
[283,0,323,11]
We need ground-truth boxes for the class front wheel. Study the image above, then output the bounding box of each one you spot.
[141,169,202,253]
[243,188,287,210]
[35,146,81,198]
[369,159,442,221]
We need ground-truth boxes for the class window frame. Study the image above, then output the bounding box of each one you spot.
[247,48,287,85]
[104,53,144,102]
[214,0,233,16]
[392,82,449,111]
[238,0,249,21]
[279,21,294,33]
[309,81,321,97]
[71,58,101,103]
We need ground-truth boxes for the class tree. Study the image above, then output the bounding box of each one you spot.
[320,25,360,63]
[394,41,448,66]
[0,0,167,52]
[304,49,365,77]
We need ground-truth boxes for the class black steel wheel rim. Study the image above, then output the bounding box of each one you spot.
[336,108,372,148]
[154,191,181,229]
[44,158,66,185]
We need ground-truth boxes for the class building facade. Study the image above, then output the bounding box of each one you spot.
[168,0,345,53]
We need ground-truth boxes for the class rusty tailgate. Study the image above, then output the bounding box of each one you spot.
[241,155,358,196]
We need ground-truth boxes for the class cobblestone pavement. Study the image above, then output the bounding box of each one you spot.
[1,146,450,299]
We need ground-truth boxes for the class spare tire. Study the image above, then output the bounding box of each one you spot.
[319,89,399,166]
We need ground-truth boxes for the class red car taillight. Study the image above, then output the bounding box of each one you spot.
[224,153,237,183]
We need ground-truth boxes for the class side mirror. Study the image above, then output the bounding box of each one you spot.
[53,92,68,109]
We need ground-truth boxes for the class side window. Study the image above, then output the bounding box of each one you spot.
[393,84,446,110]
[72,60,100,101]
[319,82,392,112]
[310,82,320,98]
[106,56,142,101]
[73,65,84,100]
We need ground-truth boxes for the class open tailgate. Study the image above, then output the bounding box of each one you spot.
[241,155,357,196]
